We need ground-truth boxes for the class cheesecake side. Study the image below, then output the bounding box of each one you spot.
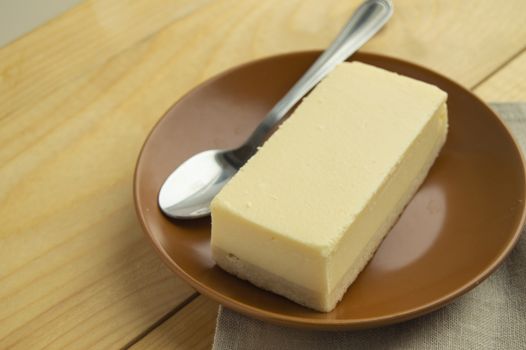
[325,104,447,311]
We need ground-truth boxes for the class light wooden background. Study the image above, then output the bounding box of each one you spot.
[1,0,525,349]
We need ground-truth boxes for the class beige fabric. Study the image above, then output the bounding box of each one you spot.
[212,103,526,350]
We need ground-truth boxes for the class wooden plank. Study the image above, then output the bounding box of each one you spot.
[475,50,526,101]
[0,0,212,118]
[1,0,526,348]
[130,296,218,350]
[3,0,526,121]
[362,0,526,88]
[0,32,204,350]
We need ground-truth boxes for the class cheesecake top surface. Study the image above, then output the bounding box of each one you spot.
[212,61,447,250]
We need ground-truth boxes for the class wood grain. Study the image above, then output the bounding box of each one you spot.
[130,296,218,350]
[3,0,526,121]
[1,0,525,348]
[0,40,196,349]
[475,49,526,101]
[0,0,212,118]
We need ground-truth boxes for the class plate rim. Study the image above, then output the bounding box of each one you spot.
[133,50,526,329]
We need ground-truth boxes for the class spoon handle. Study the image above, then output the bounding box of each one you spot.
[237,0,393,157]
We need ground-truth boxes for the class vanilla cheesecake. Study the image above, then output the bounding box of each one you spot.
[210,61,448,312]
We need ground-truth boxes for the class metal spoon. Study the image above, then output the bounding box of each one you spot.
[159,0,393,219]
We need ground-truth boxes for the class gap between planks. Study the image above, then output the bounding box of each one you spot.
[471,45,526,91]
[121,292,200,349]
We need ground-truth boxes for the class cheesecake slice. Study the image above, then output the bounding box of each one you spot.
[210,61,448,312]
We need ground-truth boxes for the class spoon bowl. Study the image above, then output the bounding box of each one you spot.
[158,150,239,218]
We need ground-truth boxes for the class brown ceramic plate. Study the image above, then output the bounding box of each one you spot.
[134,52,526,329]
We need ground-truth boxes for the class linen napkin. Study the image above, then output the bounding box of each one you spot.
[213,103,526,350]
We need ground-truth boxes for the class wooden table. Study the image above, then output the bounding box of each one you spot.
[1,0,525,348]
